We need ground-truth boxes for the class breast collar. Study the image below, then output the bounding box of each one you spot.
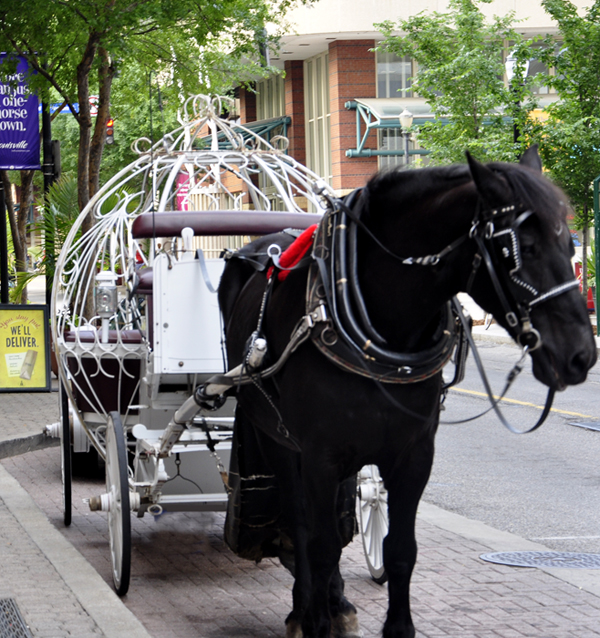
[305,190,464,384]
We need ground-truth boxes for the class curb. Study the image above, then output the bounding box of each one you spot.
[419,501,600,599]
[0,463,153,638]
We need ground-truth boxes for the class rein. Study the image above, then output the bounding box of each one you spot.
[448,301,555,433]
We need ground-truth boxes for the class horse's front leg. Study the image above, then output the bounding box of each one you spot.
[301,459,343,638]
[381,433,436,638]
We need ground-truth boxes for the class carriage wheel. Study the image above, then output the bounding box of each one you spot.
[59,381,72,527]
[105,411,131,596]
[357,465,388,585]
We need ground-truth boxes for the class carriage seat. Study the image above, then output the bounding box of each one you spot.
[130,211,322,298]
[63,329,144,344]
[135,268,153,296]
[62,329,144,415]
[131,210,323,239]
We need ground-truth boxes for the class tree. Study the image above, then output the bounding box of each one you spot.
[377,0,536,164]
[0,0,309,212]
[0,0,310,302]
[530,0,600,299]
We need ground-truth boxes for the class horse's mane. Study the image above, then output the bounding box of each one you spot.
[363,160,571,237]
[488,161,571,229]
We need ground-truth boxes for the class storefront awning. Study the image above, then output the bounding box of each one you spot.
[206,116,292,150]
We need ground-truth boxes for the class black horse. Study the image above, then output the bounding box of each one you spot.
[217,148,597,638]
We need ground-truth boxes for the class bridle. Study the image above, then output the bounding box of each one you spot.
[465,203,579,352]
[304,187,579,433]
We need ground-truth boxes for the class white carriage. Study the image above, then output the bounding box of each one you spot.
[48,95,389,595]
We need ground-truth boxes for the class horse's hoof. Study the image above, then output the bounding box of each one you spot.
[285,619,303,638]
[331,610,363,638]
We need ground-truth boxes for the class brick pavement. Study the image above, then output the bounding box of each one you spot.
[1,328,600,638]
[0,494,103,638]
[3,442,600,637]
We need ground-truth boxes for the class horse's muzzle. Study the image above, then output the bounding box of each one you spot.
[532,338,597,391]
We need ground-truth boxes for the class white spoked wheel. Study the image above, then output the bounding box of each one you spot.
[105,411,131,596]
[357,465,388,584]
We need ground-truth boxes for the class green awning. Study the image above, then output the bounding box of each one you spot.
[205,116,291,150]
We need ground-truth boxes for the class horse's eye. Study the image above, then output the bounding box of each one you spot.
[520,239,537,257]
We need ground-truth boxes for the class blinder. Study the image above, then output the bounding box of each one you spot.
[471,206,579,351]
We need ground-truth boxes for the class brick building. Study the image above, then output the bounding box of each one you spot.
[236,0,579,197]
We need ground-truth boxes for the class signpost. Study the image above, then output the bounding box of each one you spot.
[0,55,41,170]
[0,54,42,308]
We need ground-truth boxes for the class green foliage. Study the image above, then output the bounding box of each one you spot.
[528,0,600,227]
[9,174,80,302]
[0,0,313,210]
[377,0,537,164]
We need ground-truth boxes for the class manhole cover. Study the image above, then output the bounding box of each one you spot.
[480,551,600,569]
[0,598,33,638]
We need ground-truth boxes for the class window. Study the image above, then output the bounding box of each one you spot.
[256,75,286,120]
[304,51,332,184]
[377,51,414,98]
[506,42,556,96]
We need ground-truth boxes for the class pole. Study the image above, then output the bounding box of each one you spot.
[0,180,8,304]
[593,176,600,336]
[404,131,410,167]
[41,100,54,306]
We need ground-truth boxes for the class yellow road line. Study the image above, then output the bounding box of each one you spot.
[449,387,596,419]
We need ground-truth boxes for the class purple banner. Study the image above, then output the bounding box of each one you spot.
[0,55,40,170]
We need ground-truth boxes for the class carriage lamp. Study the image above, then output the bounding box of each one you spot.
[399,108,413,167]
[95,271,118,343]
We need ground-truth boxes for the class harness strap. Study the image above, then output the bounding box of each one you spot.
[452,301,555,433]
[196,306,323,397]
[473,234,523,330]
[529,280,579,307]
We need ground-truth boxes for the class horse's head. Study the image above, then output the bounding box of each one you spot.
[466,147,597,390]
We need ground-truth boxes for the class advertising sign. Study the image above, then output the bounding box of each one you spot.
[0,305,50,392]
[176,171,191,211]
[0,54,40,170]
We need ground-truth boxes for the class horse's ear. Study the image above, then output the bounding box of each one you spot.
[466,151,510,208]
[519,145,542,173]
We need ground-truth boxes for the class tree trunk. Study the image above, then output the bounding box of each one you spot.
[76,32,101,319]
[89,47,116,200]
[76,32,101,228]
[0,170,31,304]
[15,170,34,304]
[1,170,21,258]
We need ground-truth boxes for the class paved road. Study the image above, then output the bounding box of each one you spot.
[427,340,600,555]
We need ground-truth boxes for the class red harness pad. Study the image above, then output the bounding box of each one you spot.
[269,224,318,281]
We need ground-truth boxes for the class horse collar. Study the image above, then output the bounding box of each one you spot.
[305,192,461,384]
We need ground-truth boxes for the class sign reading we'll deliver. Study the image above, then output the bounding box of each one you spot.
[0,306,50,392]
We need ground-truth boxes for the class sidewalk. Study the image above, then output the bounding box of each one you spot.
[0,391,151,638]
[0,292,599,636]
